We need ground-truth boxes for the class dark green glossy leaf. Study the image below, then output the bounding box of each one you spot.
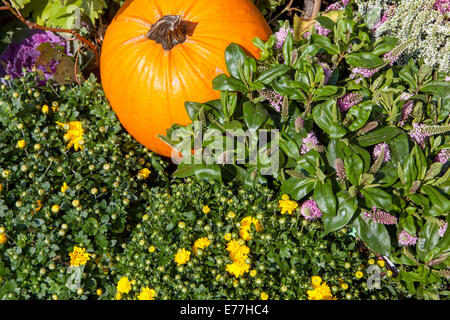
[354,215,391,255]
[314,179,337,216]
[345,53,385,69]
[323,191,358,234]
[356,126,404,146]
[361,187,392,211]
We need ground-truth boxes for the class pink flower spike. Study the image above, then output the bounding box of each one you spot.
[300,200,323,220]
[301,131,319,154]
[373,143,391,163]
[398,230,418,246]
[275,26,294,50]
[439,222,447,237]
[435,149,449,164]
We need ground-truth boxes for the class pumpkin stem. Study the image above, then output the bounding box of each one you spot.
[146,15,196,50]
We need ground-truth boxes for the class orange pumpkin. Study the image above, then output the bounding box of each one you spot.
[100,0,272,157]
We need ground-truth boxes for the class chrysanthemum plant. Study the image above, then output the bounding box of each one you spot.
[162,2,449,298]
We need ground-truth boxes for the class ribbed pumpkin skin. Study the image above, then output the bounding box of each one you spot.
[100,0,271,157]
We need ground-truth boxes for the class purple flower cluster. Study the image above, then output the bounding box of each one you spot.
[315,24,331,37]
[318,62,332,84]
[300,199,323,220]
[350,67,381,79]
[433,0,450,14]
[259,89,283,112]
[301,131,319,154]
[0,30,68,84]
[399,100,414,126]
[435,149,449,163]
[383,50,400,66]
[337,92,362,111]
[439,222,448,237]
[303,31,311,40]
[275,26,294,50]
[364,207,398,225]
[409,123,429,148]
[398,230,418,246]
[325,0,350,11]
[373,143,391,163]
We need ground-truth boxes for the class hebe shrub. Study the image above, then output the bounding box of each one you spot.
[0,73,168,299]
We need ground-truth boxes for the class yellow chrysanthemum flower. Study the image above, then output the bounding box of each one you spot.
[138,168,151,179]
[41,104,49,113]
[224,233,232,241]
[278,195,298,215]
[377,260,385,267]
[148,246,156,253]
[137,287,156,300]
[56,121,85,151]
[193,237,211,254]
[311,275,322,288]
[17,140,26,149]
[368,258,375,265]
[250,270,257,277]
[226,240,250,262]
[174,248,191,265]
[202,205,210,214]
[0,233,7,245]
[239,216,264,241]
[115,292,122,300]
[226,260,250,278]
[69,246,91,267]
[61,182,69,193]
[307,282,336,300]
[117,276,132,294]
[96,289,103,295]
[341,283,349,290]
[261,292,269,300]
[355,271,364,279]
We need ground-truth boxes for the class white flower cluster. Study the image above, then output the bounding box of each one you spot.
[356,0,450,73]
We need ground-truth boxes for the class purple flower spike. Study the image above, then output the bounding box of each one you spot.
[409,123,428,149]
[315,24,331,37]
[439,222,447,237]
[275,26,294,50]
[350,67,381,79]
[398,230,418,246]
[364,207,397,225]
[373,143,391,163]
[301,131,319,154]
[337,93,362,112]
[300,200,323,220]
[435,149,449,164]
[318,62,332,84]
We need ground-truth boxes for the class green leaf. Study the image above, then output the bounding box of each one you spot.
[312,100,346,138]
[256,65,291,85]
[311,34,340,55]
[224,43,247,80]
[280,177,317,201]
[282,31,294,66]
[372,37,399,56]
[212,74,247,92]
[420,81,450,100]
[361,187,392,211]
[173,164,196,178]
[344,153,364,186]
[421,185,450,214]
[354,215,391,255]
[346,101,372,131]
[345,53,385,69]
[279,133,300,159]
[416,222,440,262]
[356,126,404,146]
[323,191,358,234]
[315,16,335,30]
[243,102,268,132]
[194,164,222,182]
[314,179,337,216]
